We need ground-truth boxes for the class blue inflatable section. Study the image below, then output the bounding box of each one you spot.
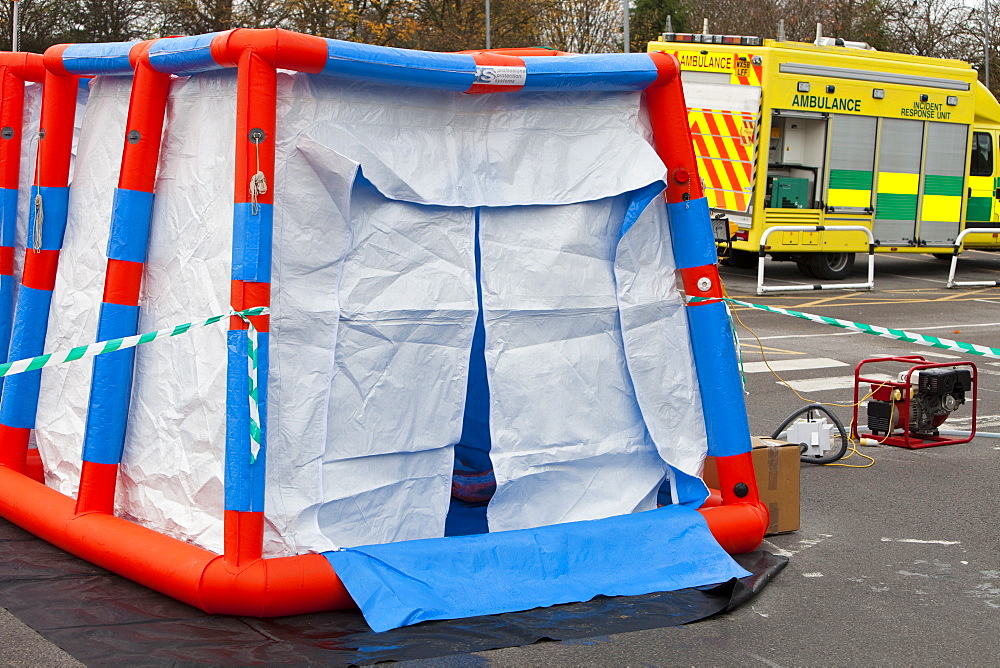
[322,40,475,90]
[61,41,139,75]
[63,31,665,93]
[685,301,752,458]
[325,504,750,632]
[666,198,717,269]
[148,33,226,76]
[522,53,658,91]
[225,330,269,512]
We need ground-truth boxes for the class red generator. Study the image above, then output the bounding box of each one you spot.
[852,356,977,449]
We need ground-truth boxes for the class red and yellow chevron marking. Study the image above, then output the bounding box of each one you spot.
[731,53,763,86]
[688,107,757,212]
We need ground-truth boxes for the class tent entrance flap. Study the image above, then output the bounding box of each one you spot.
[324,504,751,633]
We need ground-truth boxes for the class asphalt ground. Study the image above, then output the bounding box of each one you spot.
[3,250,999,666]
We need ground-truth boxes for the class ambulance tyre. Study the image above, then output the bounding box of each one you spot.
[796,261,817,278]
[724,249,758,269]
[931,253,954,261]
[809,252,855,280]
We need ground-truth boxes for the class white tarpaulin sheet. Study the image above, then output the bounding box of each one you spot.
[268,75,707,554]
[36,74,235,551]
[37,77,124,498]
[480,196,707,532]
[31,70,708,556]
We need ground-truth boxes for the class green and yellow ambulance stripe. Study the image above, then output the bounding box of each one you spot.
[921,174,963,224]
[828,169,874,208]
[875,172,919,222]
[966,175,997,223]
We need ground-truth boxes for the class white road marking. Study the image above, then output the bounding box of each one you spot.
[802,572,824,578]
[881,538,962,545]
[762,534,832,557]
[743,358,848,374]
[876,272,945,284]
[752,331,859,341]
[779,374,892,393]
[944,414,1000,427]
[906,351,961,359]
[902,321,1000,331]
[748,653,782,668]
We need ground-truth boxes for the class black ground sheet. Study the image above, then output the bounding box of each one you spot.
[0,518,786,665]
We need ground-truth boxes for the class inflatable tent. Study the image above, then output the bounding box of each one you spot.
[0,30,768,632]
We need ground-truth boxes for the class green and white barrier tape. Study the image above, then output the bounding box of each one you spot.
[700,296,1000,360]
[6,294,994,466]
[0,306,269,462]
[232,310,264,463]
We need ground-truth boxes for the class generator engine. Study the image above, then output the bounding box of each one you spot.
[866,366,973,437]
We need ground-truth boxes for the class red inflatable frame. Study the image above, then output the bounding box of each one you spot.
[0,30,767,617]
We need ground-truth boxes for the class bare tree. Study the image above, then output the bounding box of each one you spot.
[234,0,291,29]
[158,0,235,34]
[2,0,76,51]
[684,0,785,40]
[282,0,352,38]
[881,0,978,58]
[409,0,550,51]
[540,0,622,53]
[409,0,489,50]
[684,0,893,45]
[283,0,417,45]
[67,0,155,42]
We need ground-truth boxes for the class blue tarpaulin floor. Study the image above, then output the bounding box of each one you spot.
[326,505,750,632]
[0,515,785,664]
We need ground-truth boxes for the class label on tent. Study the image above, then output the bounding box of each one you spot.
[473,65,527,87]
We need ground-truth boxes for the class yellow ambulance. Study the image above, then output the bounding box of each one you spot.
[647,33,1000,279]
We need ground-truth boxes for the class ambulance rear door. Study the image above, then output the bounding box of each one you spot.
[681,77,762,224]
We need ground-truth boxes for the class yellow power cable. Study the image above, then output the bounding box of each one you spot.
[826,435,876,468]
[729,303,883,409]
[724,289,879,467]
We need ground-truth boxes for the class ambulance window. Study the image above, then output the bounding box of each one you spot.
[970,132,992,176]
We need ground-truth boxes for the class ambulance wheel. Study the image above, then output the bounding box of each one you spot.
[796,261,817,278]
[809,252,855,280]
[931,253,954,261]
[723,249,758,269]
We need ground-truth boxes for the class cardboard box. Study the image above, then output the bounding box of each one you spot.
[701,437,800,535]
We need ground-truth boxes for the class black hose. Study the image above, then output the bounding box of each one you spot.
[770,403,849,465]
